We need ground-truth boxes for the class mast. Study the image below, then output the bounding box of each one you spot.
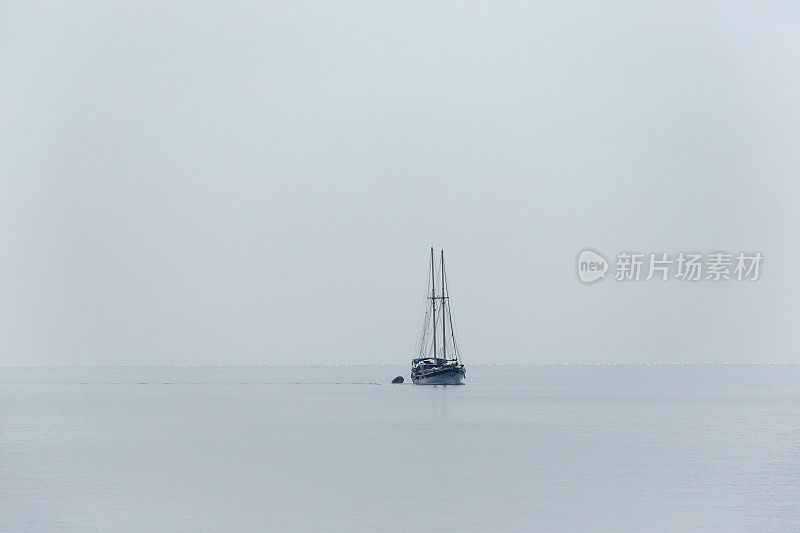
[441,249,447,361]
[430,246,437,360]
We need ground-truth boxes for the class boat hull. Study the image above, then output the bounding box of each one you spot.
[411,366,465,385]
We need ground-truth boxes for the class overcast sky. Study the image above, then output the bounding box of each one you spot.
[2,1,799,365]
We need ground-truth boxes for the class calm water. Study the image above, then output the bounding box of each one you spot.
[2,365,799,531]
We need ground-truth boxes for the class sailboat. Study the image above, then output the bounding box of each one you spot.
[411,247,466,385]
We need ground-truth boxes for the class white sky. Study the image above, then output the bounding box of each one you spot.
[2,1,799,365]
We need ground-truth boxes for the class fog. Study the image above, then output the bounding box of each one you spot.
[2,1,798,365]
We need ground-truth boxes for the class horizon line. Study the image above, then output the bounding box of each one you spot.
[1,361,799,369]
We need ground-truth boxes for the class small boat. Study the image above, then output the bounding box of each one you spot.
[410,247,466,385]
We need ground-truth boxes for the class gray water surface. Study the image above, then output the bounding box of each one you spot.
[2,365,799,531]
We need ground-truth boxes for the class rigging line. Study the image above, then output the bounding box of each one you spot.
[451,313,462,361]
[416,258,432,355]
[442,256,453,359]
[430,247,438,360]
[420,251,435,356]
[418,305,430,355]
[416,290,428,351]
[451,306,461,359]
[443,261,461,361]
[450,311,460,359]
[440,249,447,360]
[414,314,428,357]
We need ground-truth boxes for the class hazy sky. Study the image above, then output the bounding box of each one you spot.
[2,1,799,365]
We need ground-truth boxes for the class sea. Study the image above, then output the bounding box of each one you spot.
[2,364,799,531]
